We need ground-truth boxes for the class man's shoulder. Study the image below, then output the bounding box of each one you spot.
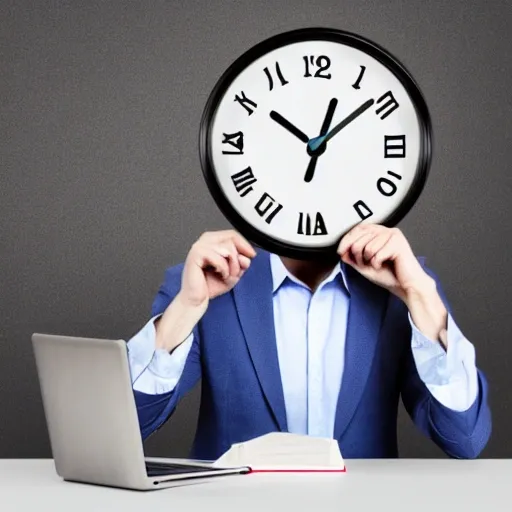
[158,261,186,292]
[415,255,443,283]
[162,261,186,279]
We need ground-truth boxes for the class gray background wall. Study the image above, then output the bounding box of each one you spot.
[1,0,511,458]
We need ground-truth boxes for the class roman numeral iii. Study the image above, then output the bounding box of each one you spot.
[384,135,406,158]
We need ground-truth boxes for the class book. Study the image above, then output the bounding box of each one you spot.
[212,432,346,473]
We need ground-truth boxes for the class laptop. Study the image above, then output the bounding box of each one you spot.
[31,333,250,490]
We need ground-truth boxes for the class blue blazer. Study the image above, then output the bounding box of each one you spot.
[133,249,491,459]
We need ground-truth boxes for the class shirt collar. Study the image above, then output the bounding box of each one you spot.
[269,253,350,295]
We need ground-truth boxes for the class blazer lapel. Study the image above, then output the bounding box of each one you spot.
[232,249,288,432]
[333,264,389,440]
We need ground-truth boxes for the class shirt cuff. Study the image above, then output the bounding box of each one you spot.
[126,314,163,383]
[126,314,194,394]
[409,312,479,412]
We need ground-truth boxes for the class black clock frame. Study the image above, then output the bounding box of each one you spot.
[199,27,433,260]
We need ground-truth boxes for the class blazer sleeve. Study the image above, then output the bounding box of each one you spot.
[399,259,492,459]
[133,263,202,441]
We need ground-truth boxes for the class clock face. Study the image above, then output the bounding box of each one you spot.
[199,28,432,259]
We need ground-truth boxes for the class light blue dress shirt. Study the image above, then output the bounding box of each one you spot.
[127,254,478,438]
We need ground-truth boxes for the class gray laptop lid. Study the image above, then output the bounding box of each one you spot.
[32,333,148,487]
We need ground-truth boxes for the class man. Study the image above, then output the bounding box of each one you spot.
[127,224,491,460]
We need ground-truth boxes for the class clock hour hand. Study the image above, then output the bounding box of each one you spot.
[308,98,375,152]
[269,111,310,144]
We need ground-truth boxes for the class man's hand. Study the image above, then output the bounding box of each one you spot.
[337,224,431,301]
[155,230,256,352]
[180,230,256,308]
[337,224,448,345]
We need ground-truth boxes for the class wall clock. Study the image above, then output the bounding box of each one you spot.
[199,28,432,260]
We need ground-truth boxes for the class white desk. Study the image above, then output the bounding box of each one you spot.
[0,459,508,511]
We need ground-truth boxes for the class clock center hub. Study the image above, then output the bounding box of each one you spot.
[307,141,327,157]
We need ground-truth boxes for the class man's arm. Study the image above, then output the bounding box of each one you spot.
[128,230,256,440]
[337,224,492,458]
[129,285,209,396]
[399,265,491,458]
[404,265,479,412]
[127,314,194,395]
[408,312,478,413]
[129,265,203,441]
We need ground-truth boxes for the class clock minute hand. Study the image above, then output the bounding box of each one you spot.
[318,98,338,138]
[308,99,375,152]
[269,111,310,144]
[303,98,338,183]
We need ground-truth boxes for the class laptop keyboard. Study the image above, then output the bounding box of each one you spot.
[145,460,227,477]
